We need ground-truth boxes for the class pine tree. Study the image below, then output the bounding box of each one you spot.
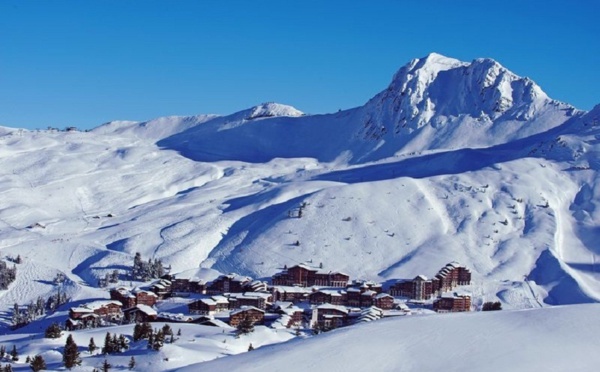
[88,337,97,354]
[5,364,13,372]
[152,329,164,351]
[44,323,62,338]
[248,343,254,351]
[101,359,111,372]
[236,314,255,336]
[29,354,47,372]
[63,334,81,369]
[111,334,119,352]
[118,334,128,351]
[10,345,18,362]
[0,345,5,359]
[161,324,173,337]
[128,356,136,370]
[102,332,112,354]
[25,355,31,364]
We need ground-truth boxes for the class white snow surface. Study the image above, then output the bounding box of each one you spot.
[0,52,599,369]
[184,304,600,372]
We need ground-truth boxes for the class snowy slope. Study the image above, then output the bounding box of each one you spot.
[183,304,600,372]
[0,53,598,333]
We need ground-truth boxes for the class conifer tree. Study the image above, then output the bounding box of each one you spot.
[44,323,62,338]
[10,345,18,362]
[101,358,111,372]
[63,335,81,369]
[128,356,136,370]
[88,337,97,354]
[29,354,47,372]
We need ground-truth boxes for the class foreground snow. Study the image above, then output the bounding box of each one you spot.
[181,304,600,372]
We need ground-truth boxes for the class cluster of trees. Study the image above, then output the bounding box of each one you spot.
[45,323,62,338]
[12,290,70,328]
[98,270,120,288]
[133,322,176,351]
[0,345,20,362]
[131,253,168,282]
[482,301,502,311]
[101,332,129,354]
[0,261,17,290]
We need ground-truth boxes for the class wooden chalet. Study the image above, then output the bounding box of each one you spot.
[373,293,395,310]
[110,287,136,309]
[309,290,347,306]
[69,300,123,320]
[435,262,472,293]
[124,304,158,323]
[389,275,438,300]
[312,303,349,329]
[272,264,349,288]
[171,277,206,294]
[227,292,272,310]
[271,285,312,303]
[150,279,172,300]
[188,298,217,315]
[134,289,158,307]
[229,306,265,327]
[433,293,472,313]
[206,274,252,294]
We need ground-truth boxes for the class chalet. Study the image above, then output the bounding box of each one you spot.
[124,304,158,323]
[245,280,269,292]
[69,300,123,320]
[151,279,172,299]
[271,264,349,288]
[110,287,136,309]
[212,295,230,312]
[435,262,471,293]
[271,286,312,303]
[271,301,303,328]
[309,290,347,306]
[227,292,272,310]
[360,290,377,308]
[346,279,383,293]
[373,293,395,310]
[188,298,217,315]
[66,313,99,330]
[229,306,265,327]
[312,303,349,329]
[207,274,252,294]
[134,289,158,307]
[433,293,472,313]
[389,275,438,300]
[171,277,206,294]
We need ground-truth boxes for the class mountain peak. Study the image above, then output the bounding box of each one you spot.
[246,102,304,120]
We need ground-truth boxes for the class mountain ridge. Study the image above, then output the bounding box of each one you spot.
[0,53,599,324]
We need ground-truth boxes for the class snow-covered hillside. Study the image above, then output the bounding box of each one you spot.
[0,52,599,335]
[184,303,600,372]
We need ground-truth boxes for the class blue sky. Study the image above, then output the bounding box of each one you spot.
[1,0,598,130]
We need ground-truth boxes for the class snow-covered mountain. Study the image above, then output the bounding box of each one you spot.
[0,53,599,328]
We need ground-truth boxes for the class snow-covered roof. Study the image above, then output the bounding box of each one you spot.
[271,286,313,294]
[414,275,428,281]
[230,306,264,316]
[201,298,217,306]
[316,303,348,314]
[134,289,158,297]
[135,304,157,316]
[375,293,393,299]
[71,300,122,313]
[361,290,376,296]
[211,295,229,304]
